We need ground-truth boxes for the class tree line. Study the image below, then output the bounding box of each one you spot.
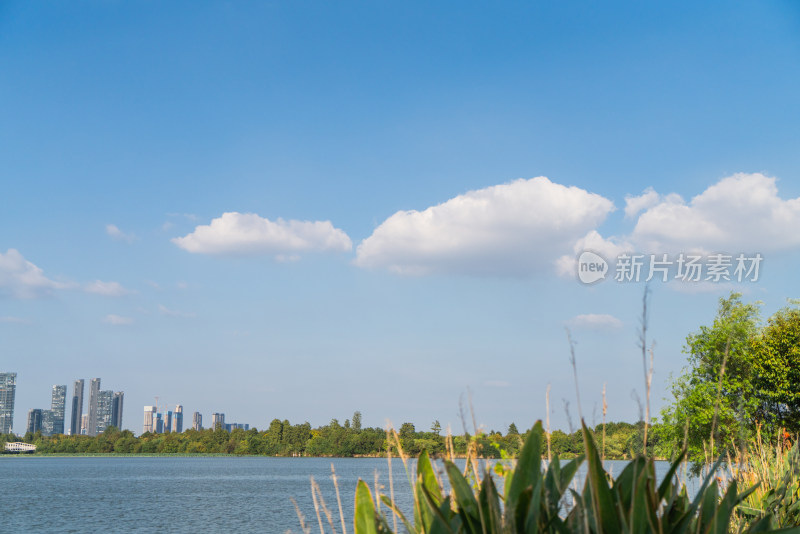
[1,415,658,459]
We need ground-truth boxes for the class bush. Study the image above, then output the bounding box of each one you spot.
[348,421,792,533]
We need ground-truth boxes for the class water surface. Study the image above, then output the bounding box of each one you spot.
[0,456,695,532]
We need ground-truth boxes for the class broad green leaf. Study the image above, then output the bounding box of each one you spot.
[444,461,481,532]
[478,471,503,534]
[354,479,378,534]
[506,421,544,530]
[417,450,443,506]
[582,421,621,534]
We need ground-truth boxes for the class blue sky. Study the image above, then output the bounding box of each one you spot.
[2,1,800,435]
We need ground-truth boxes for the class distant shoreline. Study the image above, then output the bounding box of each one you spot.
[1,452,668,461]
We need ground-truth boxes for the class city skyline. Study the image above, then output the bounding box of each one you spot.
[0,375,125,437]
[0,369,254,437]
[2,370,267,438]
[2,2,800,434]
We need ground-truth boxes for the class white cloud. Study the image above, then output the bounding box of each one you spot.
[84,280,133,297]
[568,314,623,329]
[355,177,615,276]
[630,173,800,253]
[172,212,353,257]
[158,304,195,318]
[624,188,660,219]
[103,314,133,326]
[0,249,70,298]
[555,230,634,278]
[559,173,800,281]
[106,224,136,243]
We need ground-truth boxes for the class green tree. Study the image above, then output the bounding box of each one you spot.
[431,420,441,436]
[658,293,761,465]
[750,303,800,435]
[352,411,362,432]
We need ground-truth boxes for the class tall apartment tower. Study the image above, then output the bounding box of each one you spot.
[0,372,17,434]
[211,412,225,430]
[27,408,42,434]
[164,410,173,433]
[50,385,67,435]
[143,406,156,433]
[173,405,183,433]
[192,411,202,431]
[42,410,55,435]
[86,378,101,437]
[111,392,124,430]
[96,390,114,434]
[70,379,84,436]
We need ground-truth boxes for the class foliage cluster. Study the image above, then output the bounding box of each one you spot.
[347,422,795,534]
[656,294,800,467]
[2,418,658,459]
[733,431,800,530]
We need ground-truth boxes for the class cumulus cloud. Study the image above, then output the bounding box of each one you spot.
[106,224,136,243]
[628,173,800,253]
[555,230,634,278]
[103,314,133,325]
[558,173,800,281]
[624,188,660,219]
[355,177,615,276]
[84,280,133,297]
[172,212,353,258]
[0,249,70,298]
[568,314,624,329]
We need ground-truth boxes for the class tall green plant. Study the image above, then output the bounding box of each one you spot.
[350,421,798,534]
[734,432,800,530]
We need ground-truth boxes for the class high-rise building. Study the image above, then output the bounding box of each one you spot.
[211,412,225,430]
[0,372,17,434]
[143,406,156,433]
[96,390,114,434]
[155,412,164,433]
[50,385,66,435]
[41,410,54,435]
[80,414,88,435]
[174,405,183,433]
[111,391,124,430]
[27,408,42,434]
[70,379,84,436]
[164,410,173,433]
[87,378,101,437]
[192,411,202,431]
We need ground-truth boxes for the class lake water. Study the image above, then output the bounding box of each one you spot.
[0,456,696,533]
